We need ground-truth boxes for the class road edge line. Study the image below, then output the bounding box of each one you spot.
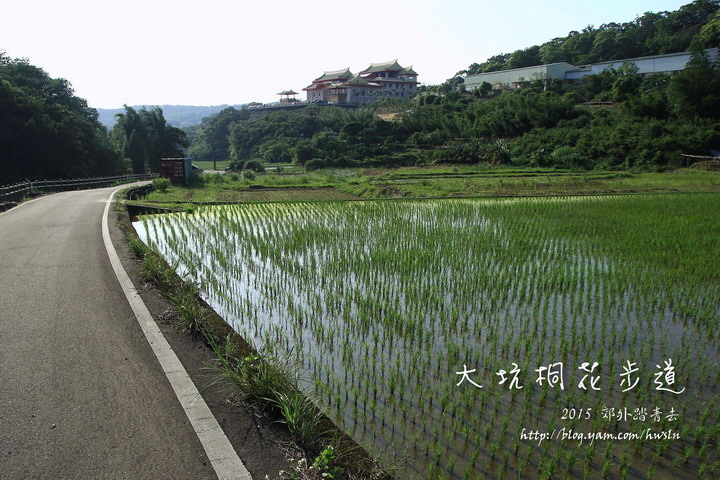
[102,188,252,480]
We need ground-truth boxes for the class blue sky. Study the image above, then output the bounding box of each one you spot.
[1,0,693,108]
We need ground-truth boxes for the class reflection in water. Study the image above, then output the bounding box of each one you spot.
[134,197,719,479]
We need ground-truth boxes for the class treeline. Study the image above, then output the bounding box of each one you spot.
[418,50,720,169]
[0,53,120,184]
[188,46,719,171]
[0,53,188,184]
[422,0,719,93]
[110,106,188,174]
[186,103,417,171]
[460,0,719,76]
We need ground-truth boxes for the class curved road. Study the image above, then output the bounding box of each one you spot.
[0,187,219,479]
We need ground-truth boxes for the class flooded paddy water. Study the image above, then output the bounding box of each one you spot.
[134,194,719,479]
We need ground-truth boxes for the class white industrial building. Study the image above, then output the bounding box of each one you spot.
[464,48,719,91]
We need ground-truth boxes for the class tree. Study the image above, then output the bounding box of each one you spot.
[0,52,121,183]
[610,62,642,102]
[561,29,598,64]
[188,107,249,168]
[667,47,720,118]
[539,38,568,64]
[111,106,188,173]
[294,139,316,164]
[647,0,720,53]
[476,81,492,97]
[260,138,293,163]
[141,107,189,172]
[112,106,148,173]
[507,46,542,69]
[591,30,618,60]
[697,10,720,47]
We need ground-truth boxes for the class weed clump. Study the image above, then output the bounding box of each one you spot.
[152,177,171,193]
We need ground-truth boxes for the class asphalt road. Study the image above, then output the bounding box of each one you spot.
[0,187,218,479]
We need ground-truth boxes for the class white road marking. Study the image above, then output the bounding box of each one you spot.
[102,188,252,480]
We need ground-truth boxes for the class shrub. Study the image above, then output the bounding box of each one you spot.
[227,160,245,171]
[204,172,225,184]
[188,173,205,187]
[305,158,329,171]
[243,160,266,172]
[551,146,591,169]
[152,177,171,193]
[311,445,344,479]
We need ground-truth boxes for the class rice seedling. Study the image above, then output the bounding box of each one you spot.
[134,193,720,479]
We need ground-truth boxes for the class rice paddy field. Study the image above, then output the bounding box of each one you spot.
[134,193,719,479]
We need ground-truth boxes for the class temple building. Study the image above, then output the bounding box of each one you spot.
[303,60,419,105]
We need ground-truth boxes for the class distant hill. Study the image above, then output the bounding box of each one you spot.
[97,104,247,129]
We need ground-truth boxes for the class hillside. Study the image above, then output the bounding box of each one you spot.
[464,0,719,74]
[97,104,247,129]
[176,1,720,172]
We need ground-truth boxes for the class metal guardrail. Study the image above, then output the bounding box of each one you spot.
[0,174,158,204]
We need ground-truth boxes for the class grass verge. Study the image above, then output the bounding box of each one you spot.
[128,167,720,210]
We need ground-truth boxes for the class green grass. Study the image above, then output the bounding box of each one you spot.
[140,252,176,289]
[273,390,327,444]
[137,168,720,207]
[168,285,209,336]
[192,160,231,170]
[127,233,150,257]
[340,170,720,198]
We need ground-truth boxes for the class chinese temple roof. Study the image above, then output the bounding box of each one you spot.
[313,68,354,82]
[360,60,404,74]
